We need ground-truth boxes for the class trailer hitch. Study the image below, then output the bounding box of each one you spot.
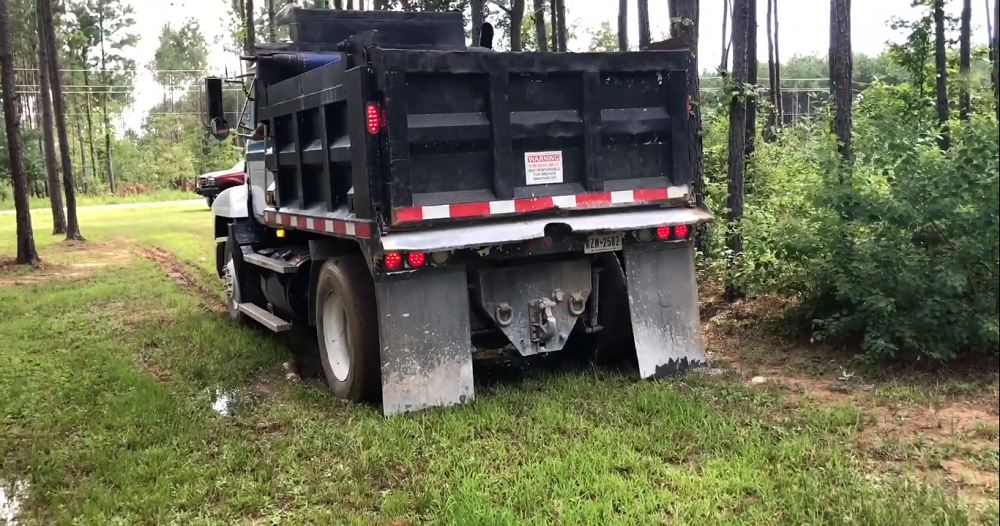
[529,298,558,343]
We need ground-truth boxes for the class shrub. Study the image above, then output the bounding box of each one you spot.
[721,83,999,361]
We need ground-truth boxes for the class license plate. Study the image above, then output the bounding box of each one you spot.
[584,232,623,254]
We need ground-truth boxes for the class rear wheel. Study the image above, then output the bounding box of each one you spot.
[222,240,247,323]
[314,255,380,402]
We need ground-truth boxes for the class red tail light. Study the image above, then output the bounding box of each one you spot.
[656,225,671,240]
[384,252,402,270]
[366,103,379,134]
[673,224,689,238]
[407,252,425,267]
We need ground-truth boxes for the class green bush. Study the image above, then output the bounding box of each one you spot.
[716,83,1000,361]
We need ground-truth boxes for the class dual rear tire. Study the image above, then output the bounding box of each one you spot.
[224,242,380,402]
[313,256,380,402]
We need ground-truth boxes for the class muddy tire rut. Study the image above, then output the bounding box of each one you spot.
[136,247,225,314]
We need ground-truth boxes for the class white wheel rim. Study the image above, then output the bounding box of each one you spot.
[322,292,351,382]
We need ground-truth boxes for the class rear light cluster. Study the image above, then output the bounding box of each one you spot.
[365,103,380,134]
[365,102,387,134]
[383,251,442,270]
[647,224,693,241]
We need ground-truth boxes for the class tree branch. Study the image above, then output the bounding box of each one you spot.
[487,0,511,14]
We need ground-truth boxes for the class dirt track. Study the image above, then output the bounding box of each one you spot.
[135,246,226,314]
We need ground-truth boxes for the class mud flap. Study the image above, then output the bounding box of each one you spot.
[622,244,705,378]
[374,265,475,415]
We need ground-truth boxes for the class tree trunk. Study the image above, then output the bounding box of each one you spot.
[667,0,705,216]
[773,0,782,123]
[510,0,525,51]
[720,0,729,71]
[637,0,651,49]
[1,0,39,263]
[533,0,547,51]
[993,0,1000,115]
[82,68,98,190]
[744,0,758,160]
[959,0,971,119]
[98,7,116,193]
[618,0,628,51]
[555,0,567,52]
[77,121,88,187]
[933,0,949,150]
[549,0,557,51]
[471,0,484,47]
[268,0,275,41]
[39,0,83,240]
[830,0,853,164]
[765,0,777,139]
[103,112,115,192]
[245,0,255,53]
[726,0,749,300]
[36,6,66,234]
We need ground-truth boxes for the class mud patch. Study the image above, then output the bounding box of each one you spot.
[0,243,132,286]
[698,285,1000,506]
[136,246,224,314]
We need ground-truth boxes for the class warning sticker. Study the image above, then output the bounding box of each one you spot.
[524,151,564,185]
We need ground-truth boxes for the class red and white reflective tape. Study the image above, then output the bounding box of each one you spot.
[264,210,372,238]
[391,186,689,224]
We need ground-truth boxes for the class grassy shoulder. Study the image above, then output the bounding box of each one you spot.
[1,205,998,525]
[0,189,199,212]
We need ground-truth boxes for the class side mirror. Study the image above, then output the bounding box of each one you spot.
[204,77,228,140]
[210,117,230,140]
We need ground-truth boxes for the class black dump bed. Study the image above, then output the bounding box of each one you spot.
[255,8,693,230]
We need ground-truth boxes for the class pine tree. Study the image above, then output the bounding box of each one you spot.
[39,0,84,240]
[1,0,40,263]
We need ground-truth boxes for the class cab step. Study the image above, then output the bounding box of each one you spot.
[243,252,300,273]
[237,303,292,332]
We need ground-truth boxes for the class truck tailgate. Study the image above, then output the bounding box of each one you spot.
[368,49,693,227]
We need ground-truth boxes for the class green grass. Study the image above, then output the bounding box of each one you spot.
[0,189,198,212]
[2,204,997,525]
[0,200,213,272]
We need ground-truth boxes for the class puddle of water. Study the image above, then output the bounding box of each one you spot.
[1,478,28,525]
[208,388,265,417]
[210,390,235,416]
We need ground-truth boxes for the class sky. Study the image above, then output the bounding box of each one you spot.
[120,0,995,130]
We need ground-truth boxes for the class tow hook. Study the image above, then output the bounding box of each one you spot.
[529,298,558,343]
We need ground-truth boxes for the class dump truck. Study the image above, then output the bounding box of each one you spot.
[204,8,712,415]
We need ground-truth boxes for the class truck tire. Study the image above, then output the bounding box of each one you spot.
[206,196,215,207]
[592,254,636,365]
[314,256,380,402]
[223,240,248,324]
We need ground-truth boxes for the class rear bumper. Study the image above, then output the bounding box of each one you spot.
[379,204,712,253]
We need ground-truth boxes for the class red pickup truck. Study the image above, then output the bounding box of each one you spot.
[195,158,245,206]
